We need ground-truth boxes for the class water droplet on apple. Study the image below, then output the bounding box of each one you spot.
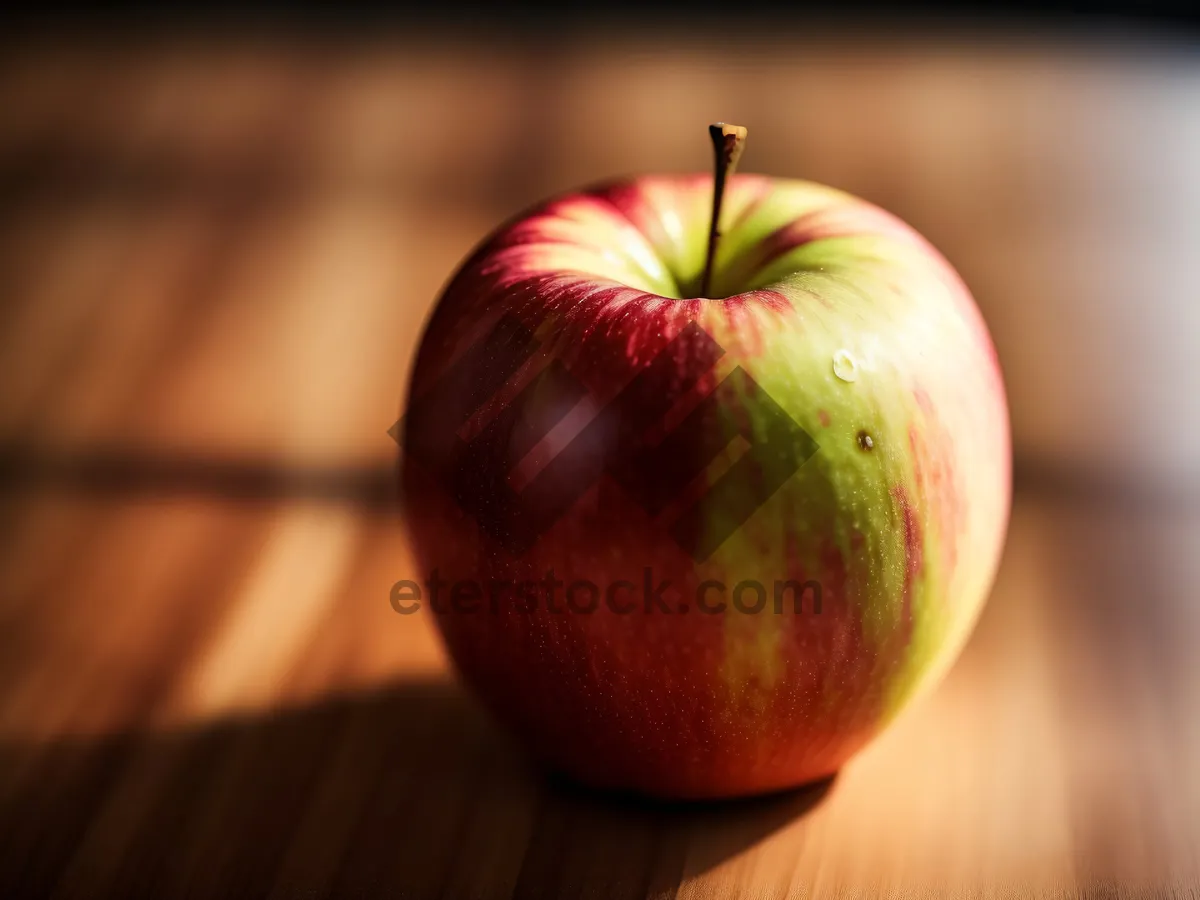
[832,349,859,382]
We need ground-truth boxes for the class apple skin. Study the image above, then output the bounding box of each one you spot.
[400,174,1010,799]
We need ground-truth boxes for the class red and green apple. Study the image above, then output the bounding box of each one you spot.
[399,125,1010,799]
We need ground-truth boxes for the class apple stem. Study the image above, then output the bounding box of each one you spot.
[700,123,748,299]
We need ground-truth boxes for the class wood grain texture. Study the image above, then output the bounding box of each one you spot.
[0,37,1197,899]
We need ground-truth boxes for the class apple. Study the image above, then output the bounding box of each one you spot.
[398,125,1010,799]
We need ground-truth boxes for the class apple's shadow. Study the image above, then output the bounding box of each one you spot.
[0,680,834,900]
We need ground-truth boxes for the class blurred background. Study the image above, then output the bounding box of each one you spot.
[1,5,1198,898]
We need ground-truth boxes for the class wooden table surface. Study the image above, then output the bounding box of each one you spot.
[0,37,1197,899]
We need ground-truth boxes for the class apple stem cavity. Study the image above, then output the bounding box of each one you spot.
[700,122,748,299]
